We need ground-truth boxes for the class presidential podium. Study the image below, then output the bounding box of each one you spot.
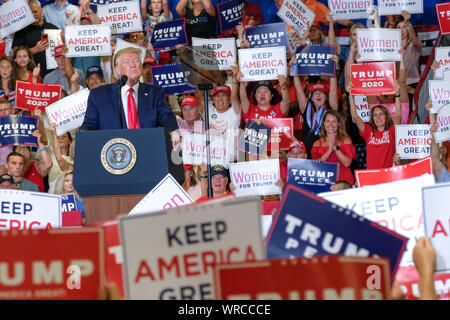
[73,128,184,225]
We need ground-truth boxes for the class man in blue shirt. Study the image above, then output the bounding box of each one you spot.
[42,0,79,29]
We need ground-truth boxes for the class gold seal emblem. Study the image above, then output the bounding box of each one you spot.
[100,138,137,175]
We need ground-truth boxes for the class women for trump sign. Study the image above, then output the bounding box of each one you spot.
[356,28,402,62]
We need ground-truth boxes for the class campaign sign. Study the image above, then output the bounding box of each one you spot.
[97,0,142,34]
[429,80,450,113]
[355,156,433,187]
[350,62,396,96]
[245,23,289,52]
[0,0,35,38]
[61,194,77,213]
[151,19,188,50]
[0,189,61,230]
[182,132,230,168]
[239,120,271,156]
[378,0,423,16]
[288,29,304,52]
[0,228,103,300]
[119,198,265,299]
[15,81,62,113]
[434,47,450,79]
[356,28,402,62]
[355,95,370,122]
[214,256,390,300]
[229,159,281,198]
[217,0,244,34]
[192,37,236,71]
[287,159,338,194]
[328,0,373,20]
[151,63,197,96]
[435,103,450,143]
[238,46,287,82]
[437,3,450,35]
[93,220,125,298]
[129,174,193,215]
[320,175,435,268]
[0,115,38,147]
[266,185,408,276]
[263,118,294,151]
[395,124,431,159]
[45,29,63,70]
[65,25,111,57]
[423,183,450,273]
[291,45,336,77]
[277,0,315,37]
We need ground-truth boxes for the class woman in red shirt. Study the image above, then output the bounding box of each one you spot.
[311,110,356,185]
[13,47,42,83]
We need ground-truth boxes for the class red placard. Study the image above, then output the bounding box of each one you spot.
[0,228,104,300]
[261,201,279,215]
[262,118,293,151]
[350,62,396,96]
[93,220,124,298]
[61,210,83,227]
[396,266,450,300]
[437,3,450,35]
[355,156,433,187]
[214,256,391,300]
[15,81,62,112]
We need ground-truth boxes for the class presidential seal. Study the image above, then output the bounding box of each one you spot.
[100,138,137,175]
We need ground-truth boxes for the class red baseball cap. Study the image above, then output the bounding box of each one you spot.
[54,45,64,58]
[288,141,307,154]
[309,82,329,94]
[211,85,231,97]
[181,96,199,108]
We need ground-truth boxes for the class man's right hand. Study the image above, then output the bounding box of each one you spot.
[33,40,49,53]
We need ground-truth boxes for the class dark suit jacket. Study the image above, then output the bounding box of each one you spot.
[80,81,179,132]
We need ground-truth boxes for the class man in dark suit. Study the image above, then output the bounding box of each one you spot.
[80,47,180,147]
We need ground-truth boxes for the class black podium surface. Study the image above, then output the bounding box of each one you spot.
[73,128,184,196]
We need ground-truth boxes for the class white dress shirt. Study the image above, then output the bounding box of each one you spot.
[121,82,140,128]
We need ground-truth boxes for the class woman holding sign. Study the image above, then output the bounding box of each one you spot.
[311,110,356,185]
[13,47,42,84]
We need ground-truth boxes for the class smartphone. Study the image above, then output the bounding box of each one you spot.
[41,34,48,42]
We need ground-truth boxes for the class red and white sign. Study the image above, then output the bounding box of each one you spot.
[328,0,373,20]
[61,211,83,228]
[214,256,390,300]
[354,156,433,187]
[428,79,450,113]
[192,37,236,71]
[263,118,293,151]
[182,133,230,168]
[15,81,62,112]
[395,124,432,159]
[0,0,35,38]
[238,46,287,81]
[0,228,104,300]
[277,0,315,37]
[355,95,370,122]
[378,0,423,16]
[356,28,402,62]
[97,0,142,34]
[435,103,450,143]
[350,62,396,96]
[65,25,112,57]
[119,198,265,299]
[437,2,450,35]
[94,220,125,298]
[434,47,450,79]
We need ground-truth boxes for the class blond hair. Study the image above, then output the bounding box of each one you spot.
[114,47,142,67]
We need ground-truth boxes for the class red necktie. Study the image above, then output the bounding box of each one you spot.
[127,88,140,129]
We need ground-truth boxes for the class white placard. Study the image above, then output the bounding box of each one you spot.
[181,132,230,168]
[97,0,142,34]
[238,46,287,82]
[45,29,63,70]
[422,182,450,273]
[328,0,373,20]
[354,95,370,122]
[429,79,450,113]
[229,159,281,198]
[114,38,146,63]
[277,0,315,37]
[378,0,423,16]
[288,29,303,52]
[65,25,112,57]
[435,103,450,143]
[192,37,236,71]
[0,190,61,230]
[119,198,265,299]
[0,0,35,38]
[129,174,193,216]
[395,124,431,159]
[434,47,450,79]
[319,175,435,267]
[356,28,402,62]
[45,88,89,136]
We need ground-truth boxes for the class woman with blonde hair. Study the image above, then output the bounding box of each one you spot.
[311,109,356,185]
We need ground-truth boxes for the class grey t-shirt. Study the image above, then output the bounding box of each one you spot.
[15,178,39,192]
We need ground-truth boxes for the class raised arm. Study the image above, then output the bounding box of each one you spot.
[278,75,290,115]
[326,13,341,56]
[347,84,365,132]
[398,49,409,104]
[328,55,339,111]
[236,71,249,115]
[413,237,438,300]
[140,0,148,23]
[230,65,241,115]
[293,76,307,114]
[32,129,53,178]
[393,81,402,125]
[426,99,444,179]
[49,123,73,172]
[402,11,422,49]
[345,42,358,90]
[176,0,189,17]
[201,0,216,17]
[163,0,171,20]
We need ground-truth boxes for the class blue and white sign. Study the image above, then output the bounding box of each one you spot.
[287,158,338,193]
[151,63,197,96]
[217,0,244,34]
[151,19,188,50]
[239,120,271,155]
[61,194,78,213]
[0,115,38,147]
[245,23,289,52]
[266,185,408,276]
[290,45,336,76]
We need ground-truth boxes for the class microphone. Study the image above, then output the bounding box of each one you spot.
[119,75,128,87]
[118,75,128,129]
